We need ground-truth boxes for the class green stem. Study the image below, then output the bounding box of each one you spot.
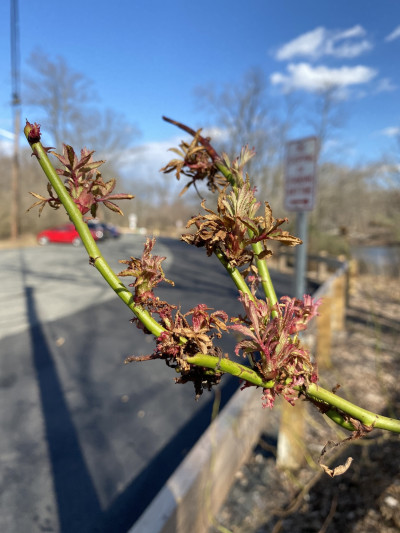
[302,383,400,433]
[24,125,164,338]
[215,160,236,188]
[187,355,400,433]
[214,248,255,301]
[187,354,274,389]
[214,159,278,313]
[251,240,278,314]
[324,410,358,432]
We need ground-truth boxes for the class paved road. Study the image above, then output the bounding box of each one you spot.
[0,235,296,533]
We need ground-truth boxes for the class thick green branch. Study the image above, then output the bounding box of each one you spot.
[186,354,274,389]
[215,160,236,188]
[252,240,278,314]
[302,383,400,434]
[214,248,255,301]
[186,356,400,433]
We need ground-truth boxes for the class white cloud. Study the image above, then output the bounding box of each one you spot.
[120,138,181,179]
[378,127,400,137]
[0,129,15,155]
[385,25,400,42]
[326,39,372,59]
[0,140,13,156]
[275,25,372,61]
[0,128,15,140]
[333,25,365,40]
[202,126,230,142]
[276,27,325,61]
[270,63,377,93]
[118,126,229,186]
[375,77,397,93]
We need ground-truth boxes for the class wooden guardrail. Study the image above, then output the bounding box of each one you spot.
[270,248,348,280]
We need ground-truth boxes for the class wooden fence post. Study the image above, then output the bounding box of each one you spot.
[317,251,328,280]
[332,274,346,332]
[276,400,306,470]
[316,294,333,369]
[347,259,358,305]
[276,258,349,471]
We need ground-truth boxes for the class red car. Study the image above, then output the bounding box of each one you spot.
[37,223,104,246]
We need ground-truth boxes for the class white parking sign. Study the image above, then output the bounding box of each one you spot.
[285,137,318,212]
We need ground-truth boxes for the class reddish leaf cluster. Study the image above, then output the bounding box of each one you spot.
[280,294,322,334]
[230,292,319,407]
[28,144,134,217]
[119,238,230,398]
[160,129,228,195]
[119,237,174,302]
[182,181,301,271]
[152,305,229,398]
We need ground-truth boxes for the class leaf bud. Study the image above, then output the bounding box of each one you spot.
[25,120,41,143]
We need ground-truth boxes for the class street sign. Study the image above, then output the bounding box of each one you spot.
[285,136,318,212]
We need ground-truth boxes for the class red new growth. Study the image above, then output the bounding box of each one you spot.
[26,120,41,143]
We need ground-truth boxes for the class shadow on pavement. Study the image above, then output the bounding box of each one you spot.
[26,284,237,532]
[26,285,102,531]
[95,379,237,532]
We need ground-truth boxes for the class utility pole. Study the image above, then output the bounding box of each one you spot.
[10,0,21,240]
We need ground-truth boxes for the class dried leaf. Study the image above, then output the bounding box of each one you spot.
[320,456,353,477]
[319,440,353,477]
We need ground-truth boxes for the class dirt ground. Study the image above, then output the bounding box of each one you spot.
[211,274,400,533]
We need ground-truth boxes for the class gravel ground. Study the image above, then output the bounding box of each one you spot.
[211,274,400,533]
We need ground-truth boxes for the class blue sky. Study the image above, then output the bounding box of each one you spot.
[1,0,400,176]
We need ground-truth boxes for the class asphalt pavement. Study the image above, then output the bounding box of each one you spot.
[0,235,296,533]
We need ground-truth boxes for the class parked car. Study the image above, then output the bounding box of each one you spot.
[87,221,110,239]
[37,223,104,246]
[86,219,120,239]
[98,222,121,239]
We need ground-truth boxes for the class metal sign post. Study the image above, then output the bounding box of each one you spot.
[294,211,308,298]
[284,137,318,298]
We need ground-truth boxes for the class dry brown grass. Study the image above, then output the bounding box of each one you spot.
[0,234,38,250]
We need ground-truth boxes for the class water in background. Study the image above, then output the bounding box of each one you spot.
[352,245,400,277]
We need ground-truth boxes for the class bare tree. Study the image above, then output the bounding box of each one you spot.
[302,86,349,235]
[0,51,144,240]
[195,69,289,204]
[24,51,94,148]
[308,86,347,160]
[23,51,140,158]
